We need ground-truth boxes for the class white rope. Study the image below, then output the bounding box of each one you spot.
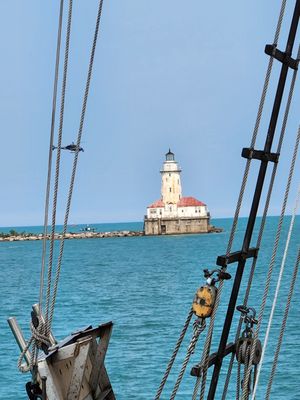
[251,182,300,399]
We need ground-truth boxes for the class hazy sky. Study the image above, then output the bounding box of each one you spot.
[1,1,299,226]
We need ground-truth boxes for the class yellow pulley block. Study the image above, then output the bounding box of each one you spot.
[192,285,217,318]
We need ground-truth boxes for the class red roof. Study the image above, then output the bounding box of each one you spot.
[147,199,164,208]
[177,197,206,207]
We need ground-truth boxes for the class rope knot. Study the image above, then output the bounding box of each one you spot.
[17,316,52,374]
[30,318,52,351]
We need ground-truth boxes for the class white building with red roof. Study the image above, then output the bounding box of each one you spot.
[144,150,210,235]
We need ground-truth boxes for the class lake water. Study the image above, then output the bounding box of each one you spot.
[0,217,299,399]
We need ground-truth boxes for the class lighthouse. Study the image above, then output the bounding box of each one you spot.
[144,150,210,235]
[160,149,182,205]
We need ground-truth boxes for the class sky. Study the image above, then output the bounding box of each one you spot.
[0,1,300,226]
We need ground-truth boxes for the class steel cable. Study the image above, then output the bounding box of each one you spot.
[223,0,287,256]
[241,124,300,399]
[236,346,243,400]
[190,3,288,397]
[265,245,300,399]
[221,43,300,399]
[48,0,104,331]
[192,37,272,400]
[273,0,288,45]
[252,182,300,399]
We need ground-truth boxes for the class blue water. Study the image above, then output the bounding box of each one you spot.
[0,217,299,399]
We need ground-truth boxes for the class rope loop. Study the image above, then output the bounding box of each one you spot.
[17,337,34,373]
[17,317,52,374]
[30,319,52,351]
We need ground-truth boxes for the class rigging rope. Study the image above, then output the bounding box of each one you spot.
[154,307,194,399]
[191,332,212,400]
[39,0,64,321]
[252,181,300,399]
[265,248,300,399]
[236,346,243,400]
[47,0,104,332]
[242,346,252,399]
[23,0,65,372]
[169,318,206,400]
[241,123,300,399]
[146,1,288,398]
[221,43,300,399]
[17,0,105,377]
[223,0,288,253]
[190,0,289,395]
[17,318,52,373]
[45,0,74,338]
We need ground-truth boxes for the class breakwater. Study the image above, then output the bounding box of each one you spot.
[0,226,222,242]
[0,230,144,242]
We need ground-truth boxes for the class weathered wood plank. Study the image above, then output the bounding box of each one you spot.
[67,337,92,400]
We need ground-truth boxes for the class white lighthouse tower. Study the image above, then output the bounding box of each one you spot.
[160,149,182,205]
[144,150,210,235]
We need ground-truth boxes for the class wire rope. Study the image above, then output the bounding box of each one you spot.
[190,1,288,395]
[241,124,300,399]
[265,248,300,399]
[251,182,300,399]
[221,43,300,399]
[236,346,243,400]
